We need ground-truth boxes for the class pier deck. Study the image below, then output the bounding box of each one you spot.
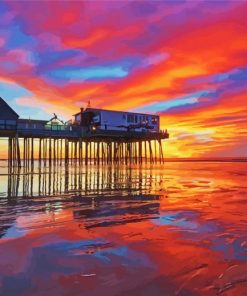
[0,126,168,140]
[0,125,169,168]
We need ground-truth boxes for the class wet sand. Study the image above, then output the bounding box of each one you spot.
[0,161,246,295]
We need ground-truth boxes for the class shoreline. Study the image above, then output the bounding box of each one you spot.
[1,158,247,163]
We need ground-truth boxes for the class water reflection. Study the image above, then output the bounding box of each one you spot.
[4,162,164,198]
[0,161,164,240]
[0,161,247,296]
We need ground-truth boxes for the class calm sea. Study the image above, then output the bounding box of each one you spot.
[0,160,246,295]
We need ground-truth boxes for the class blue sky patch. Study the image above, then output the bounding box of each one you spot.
[49,65,128,82]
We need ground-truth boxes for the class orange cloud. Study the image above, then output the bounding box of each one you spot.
[1,0,247,157]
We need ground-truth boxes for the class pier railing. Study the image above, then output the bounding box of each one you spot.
[16,127,80,138]
[0,124,17,130]
[1,124,169,140]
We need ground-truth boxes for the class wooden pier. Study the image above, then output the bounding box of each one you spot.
[0,96,169,167]
[2,129,168,168]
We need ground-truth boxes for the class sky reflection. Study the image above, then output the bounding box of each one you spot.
[0,161,247,295]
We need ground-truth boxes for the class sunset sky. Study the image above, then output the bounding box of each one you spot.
[0,0,247,157]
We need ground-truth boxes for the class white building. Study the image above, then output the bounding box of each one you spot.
[73,108,160,132]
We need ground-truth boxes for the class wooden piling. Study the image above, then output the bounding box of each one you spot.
[5,128,167,167]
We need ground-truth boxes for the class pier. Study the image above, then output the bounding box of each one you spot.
[0,97,169,167]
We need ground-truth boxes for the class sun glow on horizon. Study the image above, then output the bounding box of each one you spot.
[0,0,247,157]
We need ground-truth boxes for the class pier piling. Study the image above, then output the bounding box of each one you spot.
[3,132,168,167]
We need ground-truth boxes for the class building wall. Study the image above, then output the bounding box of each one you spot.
[99,110,159,132]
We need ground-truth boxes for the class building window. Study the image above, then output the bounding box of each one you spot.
[0,120,4,129]
[152,116,158,124]
[141,116,149,124]
[123,114,126,120]
[127,114,134,123]
[6,120,16,125]
[135,115,138,123]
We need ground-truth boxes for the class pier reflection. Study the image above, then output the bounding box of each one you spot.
[5,162,164,199]
[1,162,163,238]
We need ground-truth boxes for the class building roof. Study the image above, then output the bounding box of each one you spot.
[46,114,65,125]
[73,107,159,117]
[0,97,19,119]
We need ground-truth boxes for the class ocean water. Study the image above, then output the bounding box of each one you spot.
[0,160,246,296]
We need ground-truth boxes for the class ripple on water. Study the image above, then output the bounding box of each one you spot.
[0,161,247,295]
